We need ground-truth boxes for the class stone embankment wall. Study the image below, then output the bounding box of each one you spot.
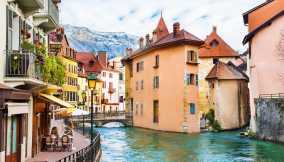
[255,98,284,143]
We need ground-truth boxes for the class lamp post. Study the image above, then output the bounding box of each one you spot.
[87,73,103,143]
[87,73,97,143]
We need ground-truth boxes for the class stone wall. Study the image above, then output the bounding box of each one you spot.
[255,98,284,143]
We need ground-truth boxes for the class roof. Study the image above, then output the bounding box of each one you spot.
[126,29,203,60]
[199,27,239,58]
[206,61,248,81]
[76,52,118,74]
[154,16,169,40]
[243,0,274,24]
[243,10,284,44]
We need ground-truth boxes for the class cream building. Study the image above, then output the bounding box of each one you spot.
[206,61,250,130]
[198,26,239,115]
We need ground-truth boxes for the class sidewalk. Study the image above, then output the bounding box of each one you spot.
[26,130,90,162]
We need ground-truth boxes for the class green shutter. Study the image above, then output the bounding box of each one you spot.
[196,74,199,86]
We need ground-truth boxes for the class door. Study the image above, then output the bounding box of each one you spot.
[6,115,21,162]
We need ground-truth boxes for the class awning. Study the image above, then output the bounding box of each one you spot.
[39,93,74,108]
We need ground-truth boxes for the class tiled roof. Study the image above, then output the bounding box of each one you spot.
[76,52,118,74]
[127,29,203,60]
[206,61,248,80]
[199,27,239,58]
[154,16,169,40]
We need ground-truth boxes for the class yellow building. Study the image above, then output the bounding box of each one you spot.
[60,35,79,106]
[198,26,239,115]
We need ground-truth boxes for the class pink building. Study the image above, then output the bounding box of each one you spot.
[243,0,284,132]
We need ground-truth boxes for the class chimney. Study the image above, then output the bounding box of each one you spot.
[213,26,217,33]
[173,22,180,37]
[126,48,133,55]
[145,34,150,46]
[152,30,157,43]
[139,37,144,49]
[98,51,107,67]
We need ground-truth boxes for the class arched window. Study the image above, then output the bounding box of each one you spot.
[210,40,219,48]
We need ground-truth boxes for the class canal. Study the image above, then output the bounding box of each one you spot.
[94,125,284,162]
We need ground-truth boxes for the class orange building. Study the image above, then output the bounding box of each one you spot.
[198,26,239,115]
[123,16,204,133]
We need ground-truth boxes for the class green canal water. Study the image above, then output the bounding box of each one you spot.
[95,126,284,162]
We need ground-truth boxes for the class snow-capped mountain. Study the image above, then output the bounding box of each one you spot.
[64,24,139,59]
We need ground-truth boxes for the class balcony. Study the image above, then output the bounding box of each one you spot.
[8,0,44,15]
[5,50,45,87]
[33,0,59,32]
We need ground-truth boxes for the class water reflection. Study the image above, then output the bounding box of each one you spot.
[94,127,284,162]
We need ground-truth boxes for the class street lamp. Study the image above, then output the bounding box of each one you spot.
[87,73,103,143]
[87,73,97,143]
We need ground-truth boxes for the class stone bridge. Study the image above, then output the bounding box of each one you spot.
[71,111,133,127]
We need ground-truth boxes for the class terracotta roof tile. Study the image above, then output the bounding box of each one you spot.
[206,61,248,80]
[76,52,118,74]
[199,27,239,58]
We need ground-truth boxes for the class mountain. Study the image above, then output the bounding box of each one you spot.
[64,24,139,59]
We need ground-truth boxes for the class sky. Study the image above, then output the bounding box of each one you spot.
[60,0,265,52]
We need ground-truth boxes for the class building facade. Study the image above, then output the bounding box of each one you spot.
[123,16,204,133]
[0,0,69,161]
[76,52,120,113]
[198,26,239,116]
[206,61,250,130]
[243,0,284,132]
[49,29,79,106]
[109,56,125,111]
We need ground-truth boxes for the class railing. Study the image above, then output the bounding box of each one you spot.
[5,50,42,80]
[48,0,59,25]
[71,111,133,121]
[56,133,101,162]
[259,93,284,99]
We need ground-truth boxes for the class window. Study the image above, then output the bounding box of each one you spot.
[135,104,139,115]
[153,76,159,89]
[103,72,106,77]
[213,58,219,64]
[109,82,113,89]
[136,63,139,72]
[109,73,113,78]
[103,82,106,88]
[136,81,139,91]
[136,61,144,72]
[187,51,198,63]
[210,40,219,48]
[140,103,143,115]
[189,103,196,114]
[154,55,159,67]
[153,100,159,123]
[140,80,144,90]
[190,74,195,85]
[186,73,190,85]
[119,72,123,80]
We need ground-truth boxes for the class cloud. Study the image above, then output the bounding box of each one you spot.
[60,0,266,52]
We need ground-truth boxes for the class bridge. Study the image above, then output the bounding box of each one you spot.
[71,111,133,127]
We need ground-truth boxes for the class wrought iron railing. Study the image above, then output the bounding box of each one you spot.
[259,93,284,99]
[56,133,101,162]
[5,50,43,80]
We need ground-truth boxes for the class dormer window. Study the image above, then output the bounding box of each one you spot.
[89,60,94,65]
[210,40,219,48]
